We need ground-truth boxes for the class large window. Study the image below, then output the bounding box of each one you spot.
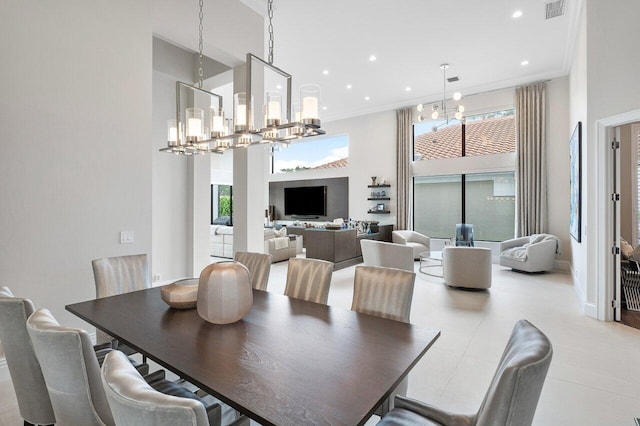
[414,172,515,241]
[414,110,515,160]
[413,109,516,241]
[272,135,348,173]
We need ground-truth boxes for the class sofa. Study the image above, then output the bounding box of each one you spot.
[499,234,561,273]
[210,225,234,258]
[211,225,297,263]
[264,228,298,263]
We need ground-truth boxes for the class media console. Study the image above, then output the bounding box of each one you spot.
[286,225,394,270]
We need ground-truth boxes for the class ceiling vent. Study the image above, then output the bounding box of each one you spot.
[545,0,566,19]
[447,76,459,83]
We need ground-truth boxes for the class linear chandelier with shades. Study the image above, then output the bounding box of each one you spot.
[161,0,325,156]
[416,63,465,131]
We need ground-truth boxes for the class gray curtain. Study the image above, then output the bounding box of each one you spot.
[396,107,413,230]
[515,82,547,236]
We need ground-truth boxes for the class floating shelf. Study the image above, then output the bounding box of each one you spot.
[367,197,390,201]
[368,184,390,188]
[367,210,391,214]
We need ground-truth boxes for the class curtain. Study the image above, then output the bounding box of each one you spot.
[396,107,413,230]
[515,82,547,236]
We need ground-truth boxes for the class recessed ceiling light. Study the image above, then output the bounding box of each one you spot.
[512,10,523,18]
[364,96,370,101]
[405,87,412,92]
[521,60,529,66]
[276,84,282,90]
[369,55,376,61]
[322,70,329,75]
[346,84,352,89]
[322,106,328,111]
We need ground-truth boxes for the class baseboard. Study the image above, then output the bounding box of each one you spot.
[570,267,597,318]
[554,260,571,272]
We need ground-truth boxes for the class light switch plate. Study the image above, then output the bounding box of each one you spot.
[120,231,134,244]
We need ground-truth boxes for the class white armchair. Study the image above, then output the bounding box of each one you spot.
[392,230,430,260]
[499,234,561,273]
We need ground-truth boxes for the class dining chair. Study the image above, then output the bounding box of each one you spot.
[27,308,224,426]
[351,265,416,415]
[351,266,416,323]
[377,319,553,426]
[92,253,150,352]
[284,257,334,304]
[27,308,117,426]
[233,251,272,291]
[0,286,56,426]
[100,350,236,426]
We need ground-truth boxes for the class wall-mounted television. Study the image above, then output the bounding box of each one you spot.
[284,186,327,217]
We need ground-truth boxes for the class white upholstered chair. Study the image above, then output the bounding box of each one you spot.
[352,266,416,414]
[100,351,250,426]
[233,252,272,291]
[443,247,492,289]
[27,308,117,426]
[284,258,334,304]
[360,240,414,272]
[0,287,56,426]
[392,230,430,260]
[92,254,150,349]
[377,319,553,426]
[499,234,560,273]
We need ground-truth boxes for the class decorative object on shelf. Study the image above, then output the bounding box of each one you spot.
[416,63,465,133]
[161,0,325,156]
[197,261,253,324]
[381,190,386,197]
[160,278,199,309]
[376,203,385,211]
[371,176,377,185]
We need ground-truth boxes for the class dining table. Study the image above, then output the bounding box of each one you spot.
[66,287,440,426]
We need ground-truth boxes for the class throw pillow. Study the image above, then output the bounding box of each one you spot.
[620,238,634,260]
[629,243,640,262]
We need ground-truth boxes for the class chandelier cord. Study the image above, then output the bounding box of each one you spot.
[442,67,447,122]
[267,0,274,65]
[197,0,204,88]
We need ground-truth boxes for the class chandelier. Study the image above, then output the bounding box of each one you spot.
[416,63,465,130]
[161,0,325,155]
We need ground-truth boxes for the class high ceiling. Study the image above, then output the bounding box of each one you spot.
[153,0,581,123]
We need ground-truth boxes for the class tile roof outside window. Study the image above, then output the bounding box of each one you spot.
[414,115,515,160]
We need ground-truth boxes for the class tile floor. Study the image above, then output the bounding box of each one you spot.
[2,258,639,425]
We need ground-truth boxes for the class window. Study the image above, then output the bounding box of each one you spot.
[414,172,515,242]
[413,109,516,242]
[272,135,348,173]
[211,184,232,225]
[413,110,515,160]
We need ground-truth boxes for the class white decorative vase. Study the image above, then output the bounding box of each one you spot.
[197,261,253,324]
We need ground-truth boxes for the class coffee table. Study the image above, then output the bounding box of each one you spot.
[419,251,443,277]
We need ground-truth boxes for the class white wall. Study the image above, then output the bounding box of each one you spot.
[153,38,195,282]
[569,0,640,317]
[271,111,398,226]
[0,0,152,334]
[569,2,589,306]
[546,77,571,264]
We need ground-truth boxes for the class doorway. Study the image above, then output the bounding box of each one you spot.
[617,122,640,329]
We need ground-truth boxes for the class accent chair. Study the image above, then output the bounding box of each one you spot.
[360,240,415,272]
[392,230,430,260]
[377,319,553,426]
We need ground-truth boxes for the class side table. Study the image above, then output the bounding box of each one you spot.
[419,251,443,277]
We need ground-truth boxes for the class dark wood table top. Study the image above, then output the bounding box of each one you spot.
[67,287,440,426]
